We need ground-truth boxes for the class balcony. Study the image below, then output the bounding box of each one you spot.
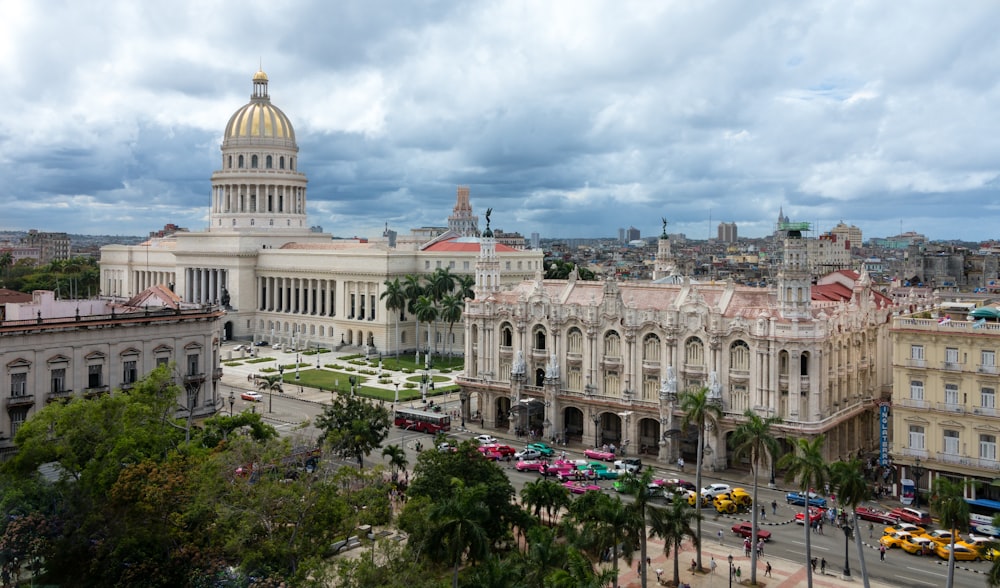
[5,395,35,408]
[566,352,582,363]
[499,345,513,356]
[183,372,206,384]
[896,447,928,460]
[83,385,109,398]
[601,356,621,367]
[974,457,1000,472]
[972,406,998,417]
[978,364,998,375]
[906,358,927,368]
[530,347,547,358]
[641,360,660,370]
[942,361,964,372]
[937,452,974,467]
[46,390,73,402]
[898,397,929,409]
[936,402,965,415]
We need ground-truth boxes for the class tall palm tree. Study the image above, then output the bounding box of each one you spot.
[256,374,283,395]
[620,468,658,588]
[414,295,438,364]
[428,267,456,354]
[0,250,13,282]
[931,476,971,588]
[648,499,701,587]
[678,386,721,571]
[380,443,408,478]
[426,484,491,588]
[777,435,829,588]
[380,278,406,359]
[729,409,783,585]
[402,274,424,361]
[830,459,872,588]
[456,274,476,301]
[564,491,638,588]
[439,293,463,359]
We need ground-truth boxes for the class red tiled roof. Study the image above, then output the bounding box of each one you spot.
[423,240,519,252]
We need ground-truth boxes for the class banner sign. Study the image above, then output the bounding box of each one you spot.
[879,403,890,466]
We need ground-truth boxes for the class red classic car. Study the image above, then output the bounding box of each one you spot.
[584,448,616,461]
[731,522,772,541]
[855,506,899,525]
[795,507,826,525]
[563,481,602,494]
[478,443,516,457]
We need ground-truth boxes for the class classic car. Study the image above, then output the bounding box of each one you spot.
[925,529,961,545]
[731,522,771,541]
[889,507,932,526]
[935,543,980,561]
[785,492,827,507]
[880,531,916,549]
[583,462,620,480]
[584,448,617,461]
[514,448,544,461]
[479,444,516,457]
[884,523,926,537]
[795,507,826,525]
[240,390,263,402]
[526,442,556,457]
[563,481,602,494]
[474,434,498,445]
[855,506,899,525]
[900,535,936,556]
[515,460,547,472]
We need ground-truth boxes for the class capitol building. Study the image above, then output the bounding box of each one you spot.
[100,70,541,353]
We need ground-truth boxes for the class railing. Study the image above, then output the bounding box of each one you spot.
[499,345,513,355]
[979,365,998,375]
[936,402,965,414]
[972,406,998,417]
[84,385,109,396]
[5,395,35,408]
[942,361,964,372]
[898,398,928,409]
[974,457,1000,471]
[530,347,547,356]
[937,452,974,467]
[184,372,206,383]
[907,358,927,368]
[46,390,73,402]
[566,352,582,362]
[896,447,928,460]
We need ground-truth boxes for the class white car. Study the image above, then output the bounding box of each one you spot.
[701,483,732,498]
[474,434,498,446]
[233,344,245,352]
[514,448,543,461]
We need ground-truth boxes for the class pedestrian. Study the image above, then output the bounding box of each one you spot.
[678,456,685,472]
[765,561,772,577]
[718,529,724,545]
[736,567,742,583]
[771,499,777,515]
[761,506,766,520]
[710,557,717,575]
[880,544,886,561]
[757,539,764,557]
[744,537,751,556]
[868,522,874,538]
[820,558,826,574]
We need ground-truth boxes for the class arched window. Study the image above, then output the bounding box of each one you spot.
[643,334,660,362]
[779,350,789,375]
[567,328,583,354]
[604,331,621,358]
[251,155,258,168]
[684,337,704,366]
[279,156,285,169]
[500,324,513,347]
[730,340,750,371]
[238,155,244,168]
[533,328,546,351]
[801,351,810,376]
[266,155,273,168]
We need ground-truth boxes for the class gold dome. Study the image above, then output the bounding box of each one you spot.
[253,69,268,82]
[223,72,296,143]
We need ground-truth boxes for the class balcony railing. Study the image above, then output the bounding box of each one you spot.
[979,365,998,375]
[974,457,1000,471]
[898,397,928,409]
[907,358,927,368]
[46,390,73,402]
[937,452,974,467]
[942,361,964,372]
[972,406,998,417]
[5,395,35,408]
[84,385,109,397]
[183,372,206,383]
[936,402,965,414]
[896,447,928,460]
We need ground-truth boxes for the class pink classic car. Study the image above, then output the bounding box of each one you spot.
[584,448,616,461]
[563,480,603,494]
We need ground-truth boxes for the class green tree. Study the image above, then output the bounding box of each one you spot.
[314,395,391,469]
[257,373,284,398]
[647,498,701,587]
[381,277,407,359]
[456,274,475,301]
[0,250,13,283]
[414,294,439,363]
[678,386,721,571]
[425,483,491,588]
[520,478,570,526]
[930,476,971,588]
[777,435,829,588]
[729,409,782,584]
[830,459,872,588]
[381,444,408,478]
[198,411,278,448]
[402,274,425,361]
[439,293,464,359]
[564,490,638,588]
[617,468,659,588]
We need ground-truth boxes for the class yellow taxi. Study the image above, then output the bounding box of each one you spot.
[934,542,980,561]
[964,536,1000,561]
[730,488,753,508]
[686,490,710,507]
[900,535,936,555]
[884,523,926,537]
[925,529,961,546]
[881,531,915,549]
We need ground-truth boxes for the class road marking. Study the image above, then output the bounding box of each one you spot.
[788,541,830,550]
[897,575,935,586]
[907,568,944,577]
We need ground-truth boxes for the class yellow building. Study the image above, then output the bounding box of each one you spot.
[891,306,1000,502]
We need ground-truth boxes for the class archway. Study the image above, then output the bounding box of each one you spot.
[495,396,511,429]
[223,321,233,341]
[637,417,661,456]
[563,406,584,442]
[535,368,545,386]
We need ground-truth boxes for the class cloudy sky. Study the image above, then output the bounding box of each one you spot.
[2,1,999,242]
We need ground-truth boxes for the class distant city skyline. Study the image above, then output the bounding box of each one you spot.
[2,2,1000,241]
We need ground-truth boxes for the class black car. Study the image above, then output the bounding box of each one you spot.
[254,341,269,346]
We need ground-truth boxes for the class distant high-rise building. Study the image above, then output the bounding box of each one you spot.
[626,226,640,242]
[24,230,70,263]
[830,221,862,252]
[448,186,479,237]
[618,228,627,243]
[530,232,540,250]
[717,222,738,243]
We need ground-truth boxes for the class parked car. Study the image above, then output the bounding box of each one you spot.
[514,448,544,461]
[614,457,643,472]
[515,459,547,472]
[795,507,826,525]
[900,535,936,556]
[934,542,980,561]
[884,523,926,537]
[584,448,616,461]
[701,483,732,498]
[254,341,269,346]
[714,497,738,514]
[889,507,932,526]
[480,443,516,457]
[785,492,827,507]
[526,443,555,457]
[881,531,915,549]
[233,344,246,352]
[731,522,771,541]
[474,434,498,446]
[557,468,596,482]
[924,529,961,545]
[240,390,263,402]
[563,480,602,494]
[855,506,899,525]
[584,462,620,480]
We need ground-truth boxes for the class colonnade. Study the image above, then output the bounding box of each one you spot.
[184,268,228,304]
[132,270,175,293]
[211,183,305,215]
[256,277,380,321]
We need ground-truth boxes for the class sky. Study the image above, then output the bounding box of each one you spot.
[2,1,1000,242]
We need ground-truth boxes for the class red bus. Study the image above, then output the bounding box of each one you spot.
[394,408,451,434]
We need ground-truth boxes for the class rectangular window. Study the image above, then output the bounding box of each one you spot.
[463,261,470,270]
[983,350,996,367]
[425,260,430,269]
[983,388,996,409]
[187,354,199,377]
[51,368,65,394]
[10,407,28,437]
[449,260,455,269]
[911,345,925,360]
[910,380,924,401]
[943,430,960,455]
[505,261,511,270]
[946,347,959,364]
[123,361,137,385]
[10,373,27,396]
[908,425,925,450]
[156,357,169,368]
[981,434,997,461]
[88,364,103,389]
[944,383,959,405]
[436,261,441,268]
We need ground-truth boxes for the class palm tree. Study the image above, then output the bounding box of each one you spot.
[402,274,424,361]
[380,443,408,479]
[439,293,463,359]
[620,468,659,588]
[678,386,722,571]
[0,250,13,282]
[830,459,872,588]
[413,295,438,364]
[380,278,406,359]
[729,409,782,585]
[428,268,455,354]
[931,476,971,588]
[426,484,491,588]
[564,491,638,588]
[256,374,283,396]
[777,435,829,588]
[456,274,475,301]
[648,499,701,587]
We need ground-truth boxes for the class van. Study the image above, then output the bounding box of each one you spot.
[890,507,932,526]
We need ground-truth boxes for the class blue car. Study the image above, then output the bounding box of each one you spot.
[785,492,827,507]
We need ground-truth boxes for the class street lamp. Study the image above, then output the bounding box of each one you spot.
[841,513,852,578]
[911,457,926,508]
[349,375,357,398]
[316,347,322,369]
[394,381,400,404]
[728,553,734,588]
[228,390,235,416]
[273,367,284,414]
[592,413,601,447]
[295,354,301,381]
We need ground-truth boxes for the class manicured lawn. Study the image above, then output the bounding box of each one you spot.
[277,368,459,401]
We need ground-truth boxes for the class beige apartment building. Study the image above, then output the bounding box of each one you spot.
[891,308,1000,500]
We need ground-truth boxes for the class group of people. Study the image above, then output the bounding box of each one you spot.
[742,536,765,558]
[810,557,828,574]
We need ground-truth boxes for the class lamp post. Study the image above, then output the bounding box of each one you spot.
[349,376,357,398]
[274,367,284,414]
[728,553,734,588]
[592,414,601,447]
[228,390,235,416]
[841,513,852,578]
[316,347,322,369]
[394,381,400,404]
[295,354,301,381]
[911,457,926,508]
